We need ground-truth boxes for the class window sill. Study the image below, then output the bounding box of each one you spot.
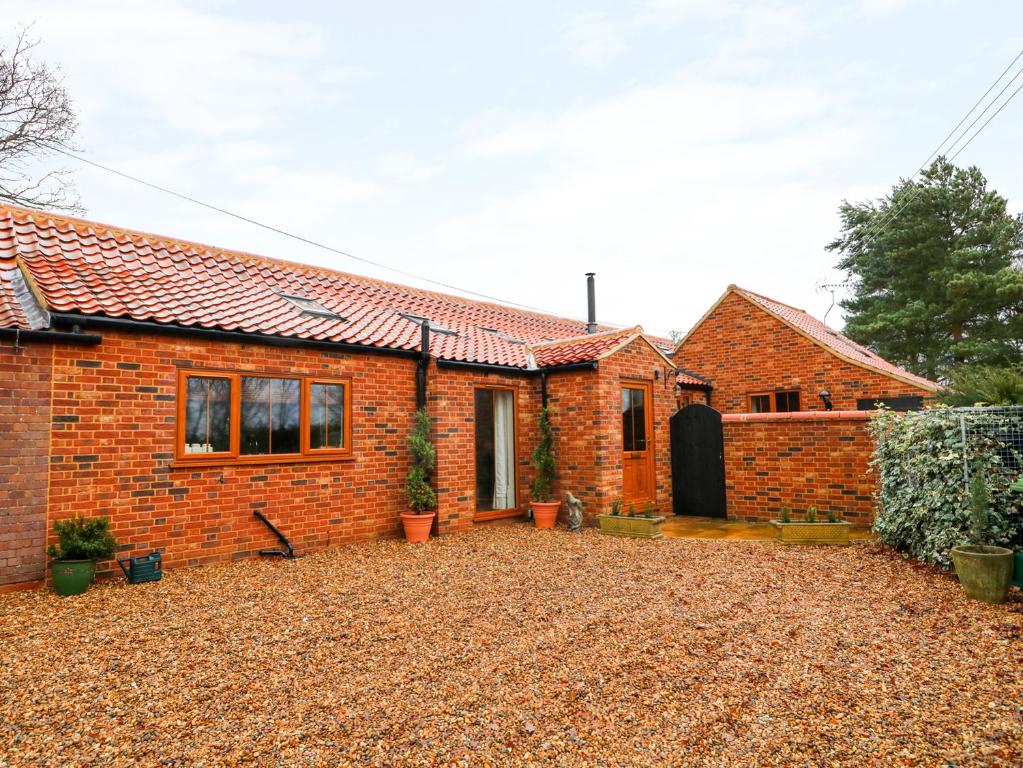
[474,508,524,522]
[171,453,356,469]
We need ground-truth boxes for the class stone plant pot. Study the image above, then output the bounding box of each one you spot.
[771,521,851,546]
[951,545,1014,604]
[51,559,95,596]
[597,515,664,539]
[531,501,560,529]
[400,511,435,544]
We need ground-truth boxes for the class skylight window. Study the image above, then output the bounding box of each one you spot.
[278,292,346,321]
[479,326,524,345]
[399,312,457,336]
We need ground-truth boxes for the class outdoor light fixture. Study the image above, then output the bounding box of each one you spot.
[819,389,833,411]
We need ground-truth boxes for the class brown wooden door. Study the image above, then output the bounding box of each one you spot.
[621,382,654,506]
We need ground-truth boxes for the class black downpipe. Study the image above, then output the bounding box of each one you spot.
[416,320,430,410]
[253,510,297,559]
[541,370,548,409]
[585,272,597,334]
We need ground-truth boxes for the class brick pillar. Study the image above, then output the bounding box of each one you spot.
[0,341,52,587]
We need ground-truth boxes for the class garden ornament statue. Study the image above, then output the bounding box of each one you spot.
[565,491,584,532]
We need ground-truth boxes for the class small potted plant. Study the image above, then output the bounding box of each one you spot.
[771,504,851,545]
[48,516,117,596]
[597,499,665,539]
[951,475,1014,604]
[531,407,560,529]
[401,408,437,543]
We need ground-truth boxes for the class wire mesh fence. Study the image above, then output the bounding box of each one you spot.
[957,405,1023,489]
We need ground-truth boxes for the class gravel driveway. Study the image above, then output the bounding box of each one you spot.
[2,524,1021,767]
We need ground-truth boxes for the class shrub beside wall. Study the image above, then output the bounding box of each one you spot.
[869,408,1021,567]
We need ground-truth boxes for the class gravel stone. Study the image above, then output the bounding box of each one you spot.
[1,525,1021,766]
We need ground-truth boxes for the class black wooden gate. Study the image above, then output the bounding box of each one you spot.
[670,403,726,518]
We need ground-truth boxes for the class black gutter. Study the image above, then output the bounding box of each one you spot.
[0,327,102,346]
[49,312,420,360]
[435,359,598,376]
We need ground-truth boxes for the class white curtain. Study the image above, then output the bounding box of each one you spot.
[492,391,516,509]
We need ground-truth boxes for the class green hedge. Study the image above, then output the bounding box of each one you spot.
[869,408,1021,567]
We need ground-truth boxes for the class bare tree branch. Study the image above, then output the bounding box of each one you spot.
[0,26,81,213]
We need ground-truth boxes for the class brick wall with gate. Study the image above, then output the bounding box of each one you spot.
[721,410,875,525]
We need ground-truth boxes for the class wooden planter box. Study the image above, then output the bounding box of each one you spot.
[597,515,665,539]
[771,521,851,545]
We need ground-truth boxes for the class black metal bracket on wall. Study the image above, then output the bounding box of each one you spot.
[253,510,297,559]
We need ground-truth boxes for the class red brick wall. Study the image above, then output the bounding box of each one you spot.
[675,291,934,413]
[0,340,52,587]
[46,331,420,577]
[543,338,677,523]
[544,367,602,521]
[6,328,685,584]
[429,366,541,533]
[722,411,875,525]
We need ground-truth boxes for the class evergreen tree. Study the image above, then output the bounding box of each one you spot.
[828,158,1023,379]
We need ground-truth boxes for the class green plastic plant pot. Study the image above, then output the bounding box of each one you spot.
[950,545,1013,604]
[1014,551,1023,590]
[50,559,95,596]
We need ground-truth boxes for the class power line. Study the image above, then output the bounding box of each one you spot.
[2,127,592,320]
[824,47,1023,291]
[859,73,1023,252]
[854,51,1023,247]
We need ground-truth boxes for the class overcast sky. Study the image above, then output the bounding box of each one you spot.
[4,0,1022,337]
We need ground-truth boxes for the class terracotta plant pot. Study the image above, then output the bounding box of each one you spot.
[400,511,435,543]
[532,501,560,529]
[951,544,1014,604]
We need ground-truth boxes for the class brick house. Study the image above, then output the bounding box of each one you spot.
[0,206,684,588]
[673,285,939,413]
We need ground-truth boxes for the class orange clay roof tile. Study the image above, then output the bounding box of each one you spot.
[0,205,638,368]
[731,286,939,392]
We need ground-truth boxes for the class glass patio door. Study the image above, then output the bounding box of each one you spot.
[474,388,517,518]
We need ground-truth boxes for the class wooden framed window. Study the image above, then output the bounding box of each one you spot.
[748,390,800,413]
[175,370,352,465]
[774,390,800,412]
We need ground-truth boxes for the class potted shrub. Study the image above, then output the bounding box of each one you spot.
[771,505,851,545]
[48,516,117,596]
[531,407,560,529]
[951,475,1014,604]
[597,499,665,539]
[401,408,437,543]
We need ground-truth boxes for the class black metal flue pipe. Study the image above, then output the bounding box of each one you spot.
[585,272,597,334]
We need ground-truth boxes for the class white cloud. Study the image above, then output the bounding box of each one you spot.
[856,0,917,16]
[443,68,873,333]
[6,0,356,139]
[562,12,628,67]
